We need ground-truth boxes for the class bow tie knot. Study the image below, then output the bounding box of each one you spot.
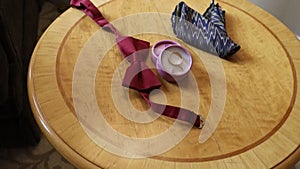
[126,52,147,63]
[117,37,162,92]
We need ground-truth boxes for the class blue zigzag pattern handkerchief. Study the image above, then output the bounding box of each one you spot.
[171,1,240,58]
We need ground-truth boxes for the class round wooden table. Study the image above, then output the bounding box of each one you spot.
[28,0,300,168]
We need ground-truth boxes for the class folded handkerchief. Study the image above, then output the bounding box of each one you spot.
[171,1,240,58]
[203,1,226,34]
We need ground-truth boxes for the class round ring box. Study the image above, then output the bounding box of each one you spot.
[156,44,192,83]
[151,40,180,64]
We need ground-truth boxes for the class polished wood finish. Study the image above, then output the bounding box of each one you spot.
[28,0,300,168]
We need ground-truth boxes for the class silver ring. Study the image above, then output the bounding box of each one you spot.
[168,51,184,66]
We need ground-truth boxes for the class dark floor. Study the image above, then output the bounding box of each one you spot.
[0,2,76,169]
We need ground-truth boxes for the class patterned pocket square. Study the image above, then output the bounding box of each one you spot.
[171,1,240,58]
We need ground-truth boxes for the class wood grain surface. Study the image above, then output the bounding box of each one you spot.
[28,0,300,168]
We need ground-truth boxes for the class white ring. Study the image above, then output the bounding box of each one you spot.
[168,51,184,66]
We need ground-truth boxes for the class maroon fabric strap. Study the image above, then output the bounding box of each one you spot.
[70,0,204,128]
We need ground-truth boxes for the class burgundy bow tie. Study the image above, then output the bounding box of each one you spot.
[70,0,204,128]
[117,36,162,92]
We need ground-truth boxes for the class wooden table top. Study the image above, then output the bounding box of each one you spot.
[28,0,300,168]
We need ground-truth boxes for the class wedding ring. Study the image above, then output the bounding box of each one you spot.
[168,51,184,66]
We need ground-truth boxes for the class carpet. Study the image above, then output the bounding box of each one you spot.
[0,136,75,169]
